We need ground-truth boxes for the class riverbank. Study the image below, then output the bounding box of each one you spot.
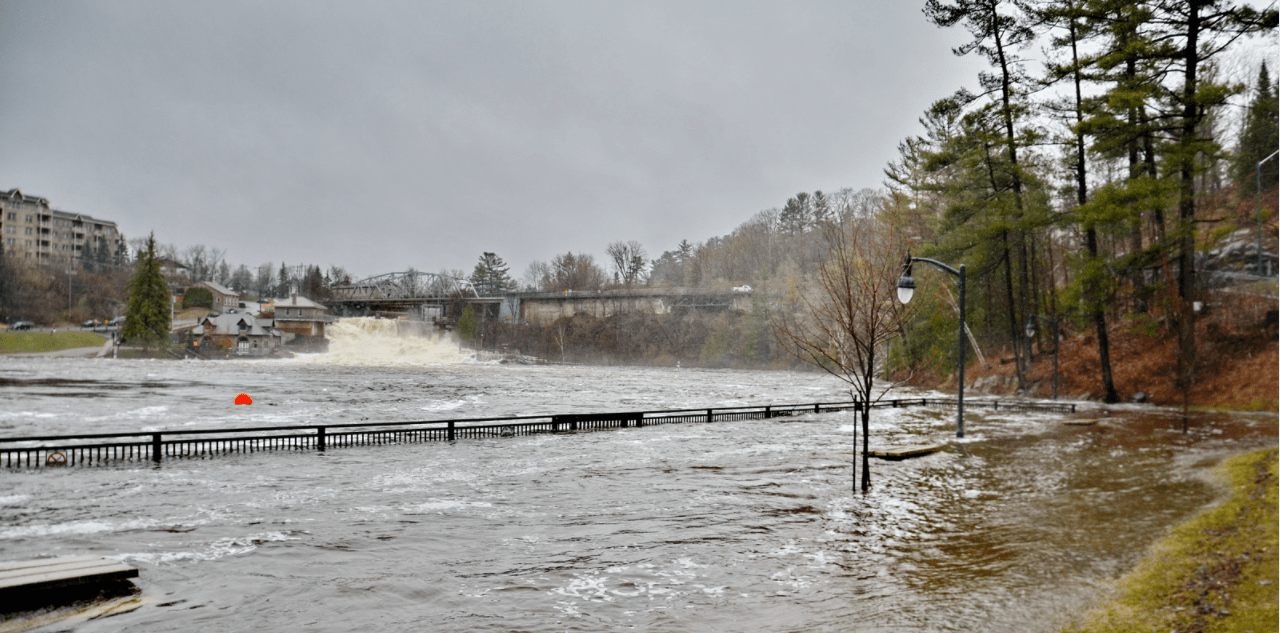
[912,302,1279,412]
[1063,448,1278,632]
[0,331,107,354]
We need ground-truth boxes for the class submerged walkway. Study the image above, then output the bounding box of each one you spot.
[0,398,1075,469]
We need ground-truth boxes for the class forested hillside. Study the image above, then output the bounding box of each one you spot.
[491,0,1279,411]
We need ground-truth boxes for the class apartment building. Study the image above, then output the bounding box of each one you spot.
[0,188,126,264]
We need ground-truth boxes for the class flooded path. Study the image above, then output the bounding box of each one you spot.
[0,354,1274,631]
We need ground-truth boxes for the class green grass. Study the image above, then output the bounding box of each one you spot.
[175,307,211,320]
[1064,449,1279,632]
[0,331,107,354]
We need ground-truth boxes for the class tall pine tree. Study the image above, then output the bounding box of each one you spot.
[1233,62,1279,196]
[123,233,171,351]
[470,252,514,296]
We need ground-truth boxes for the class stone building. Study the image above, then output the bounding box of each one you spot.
[192,280,241,311]
[0,189,126,265]
[270,291,332,338]
[191,313,282,356]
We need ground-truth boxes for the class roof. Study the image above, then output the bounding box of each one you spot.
[0,188,49,207]
[50,208,118,228]
[1,190,118,228]
[194,314,278,337]
[271,293,327,310]
[196,280,240,297]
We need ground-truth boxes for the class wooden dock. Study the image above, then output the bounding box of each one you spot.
[867,444,948,460]
[0,556,137,598]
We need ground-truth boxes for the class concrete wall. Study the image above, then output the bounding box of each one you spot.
[513,290,753,326]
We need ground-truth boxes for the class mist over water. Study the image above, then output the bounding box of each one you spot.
[0,348,1275,631]
[306,317,471,366]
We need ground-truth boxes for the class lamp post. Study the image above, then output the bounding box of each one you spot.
[65,269,77,314]
[1256,149,1278,277]
[897,253,967,438]
[1024,315,1059,400]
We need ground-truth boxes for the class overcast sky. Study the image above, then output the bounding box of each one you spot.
[2,1,999,279]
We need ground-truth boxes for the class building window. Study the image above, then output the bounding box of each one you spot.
[24,227,31,235]
[5,212,13,220]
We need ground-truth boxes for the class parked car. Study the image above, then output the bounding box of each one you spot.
[82,319,98,328]
[225,308,239,314]
[109,316,126,327]
[11,321,34,331]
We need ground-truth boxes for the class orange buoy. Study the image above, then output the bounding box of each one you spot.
[234,393,253,405]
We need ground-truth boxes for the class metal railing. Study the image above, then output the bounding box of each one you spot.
[0,398,1075,469]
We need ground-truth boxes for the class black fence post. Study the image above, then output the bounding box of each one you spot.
[765,405,772,419]
[814,404,820,414]
[151,433,161,463]
[447,420,455,441]
[317,426,326,451]
[706,409,713,423]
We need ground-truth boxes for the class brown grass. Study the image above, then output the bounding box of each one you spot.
[942,290,1278,411]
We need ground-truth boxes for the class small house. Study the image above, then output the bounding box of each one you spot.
[193,281,242,311]
[191,313,281,356]
[270,291,332,338]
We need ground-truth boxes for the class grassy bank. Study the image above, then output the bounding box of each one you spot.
[1065,449,1278,632]
[0,332,106,354]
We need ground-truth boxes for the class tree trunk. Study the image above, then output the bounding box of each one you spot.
[1176,2,1202,396]
[1075,18,1120,404]
[1001,232,1022,379]
[860,399,871,493]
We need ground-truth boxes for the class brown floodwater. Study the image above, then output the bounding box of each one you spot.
[0,352,1275,631]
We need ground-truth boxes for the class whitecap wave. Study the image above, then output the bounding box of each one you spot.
[298,317,471,366]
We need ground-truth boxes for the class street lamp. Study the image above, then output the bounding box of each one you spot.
[897,253,967,438]
[1024,315,1059,400]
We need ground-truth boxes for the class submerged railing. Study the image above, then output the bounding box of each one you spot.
[0,398,1075,468]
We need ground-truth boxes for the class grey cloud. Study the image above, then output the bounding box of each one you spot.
[0,0,984,277]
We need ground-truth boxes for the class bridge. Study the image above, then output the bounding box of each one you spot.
[328,270,758,326]
[329,271,486,319]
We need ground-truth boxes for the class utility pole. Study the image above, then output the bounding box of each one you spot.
[1257,150,1278,276]
[65,268,77,315]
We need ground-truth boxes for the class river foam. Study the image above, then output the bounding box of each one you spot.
[300,317,471,366]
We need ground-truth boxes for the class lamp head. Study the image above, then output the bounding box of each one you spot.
[897,253,915,304]
[896,273,915,305]
[1025,319,1035,339]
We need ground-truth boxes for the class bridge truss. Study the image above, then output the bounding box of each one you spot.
[329,271,480,315]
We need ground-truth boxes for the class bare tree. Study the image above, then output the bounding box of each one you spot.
[606,240,648,287]
[772,211,914,493]
[523,260,550,291]
[546,252,606,291]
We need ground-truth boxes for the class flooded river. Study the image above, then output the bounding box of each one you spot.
[0,333,1275,631]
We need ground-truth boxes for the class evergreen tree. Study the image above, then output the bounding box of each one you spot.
[277,261,290,295]
[1036,0,1122,402]
[456,304,478,341]
[469,252,514,295]
[302,265,327,300]
[1233,62,1279,196]
[123,233,172,351]
[779,193,812,235]
[925,0,1042,388]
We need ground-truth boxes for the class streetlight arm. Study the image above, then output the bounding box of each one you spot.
[908,256,962,279]
[1027,314,1058,327]
[899,252,967,437]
